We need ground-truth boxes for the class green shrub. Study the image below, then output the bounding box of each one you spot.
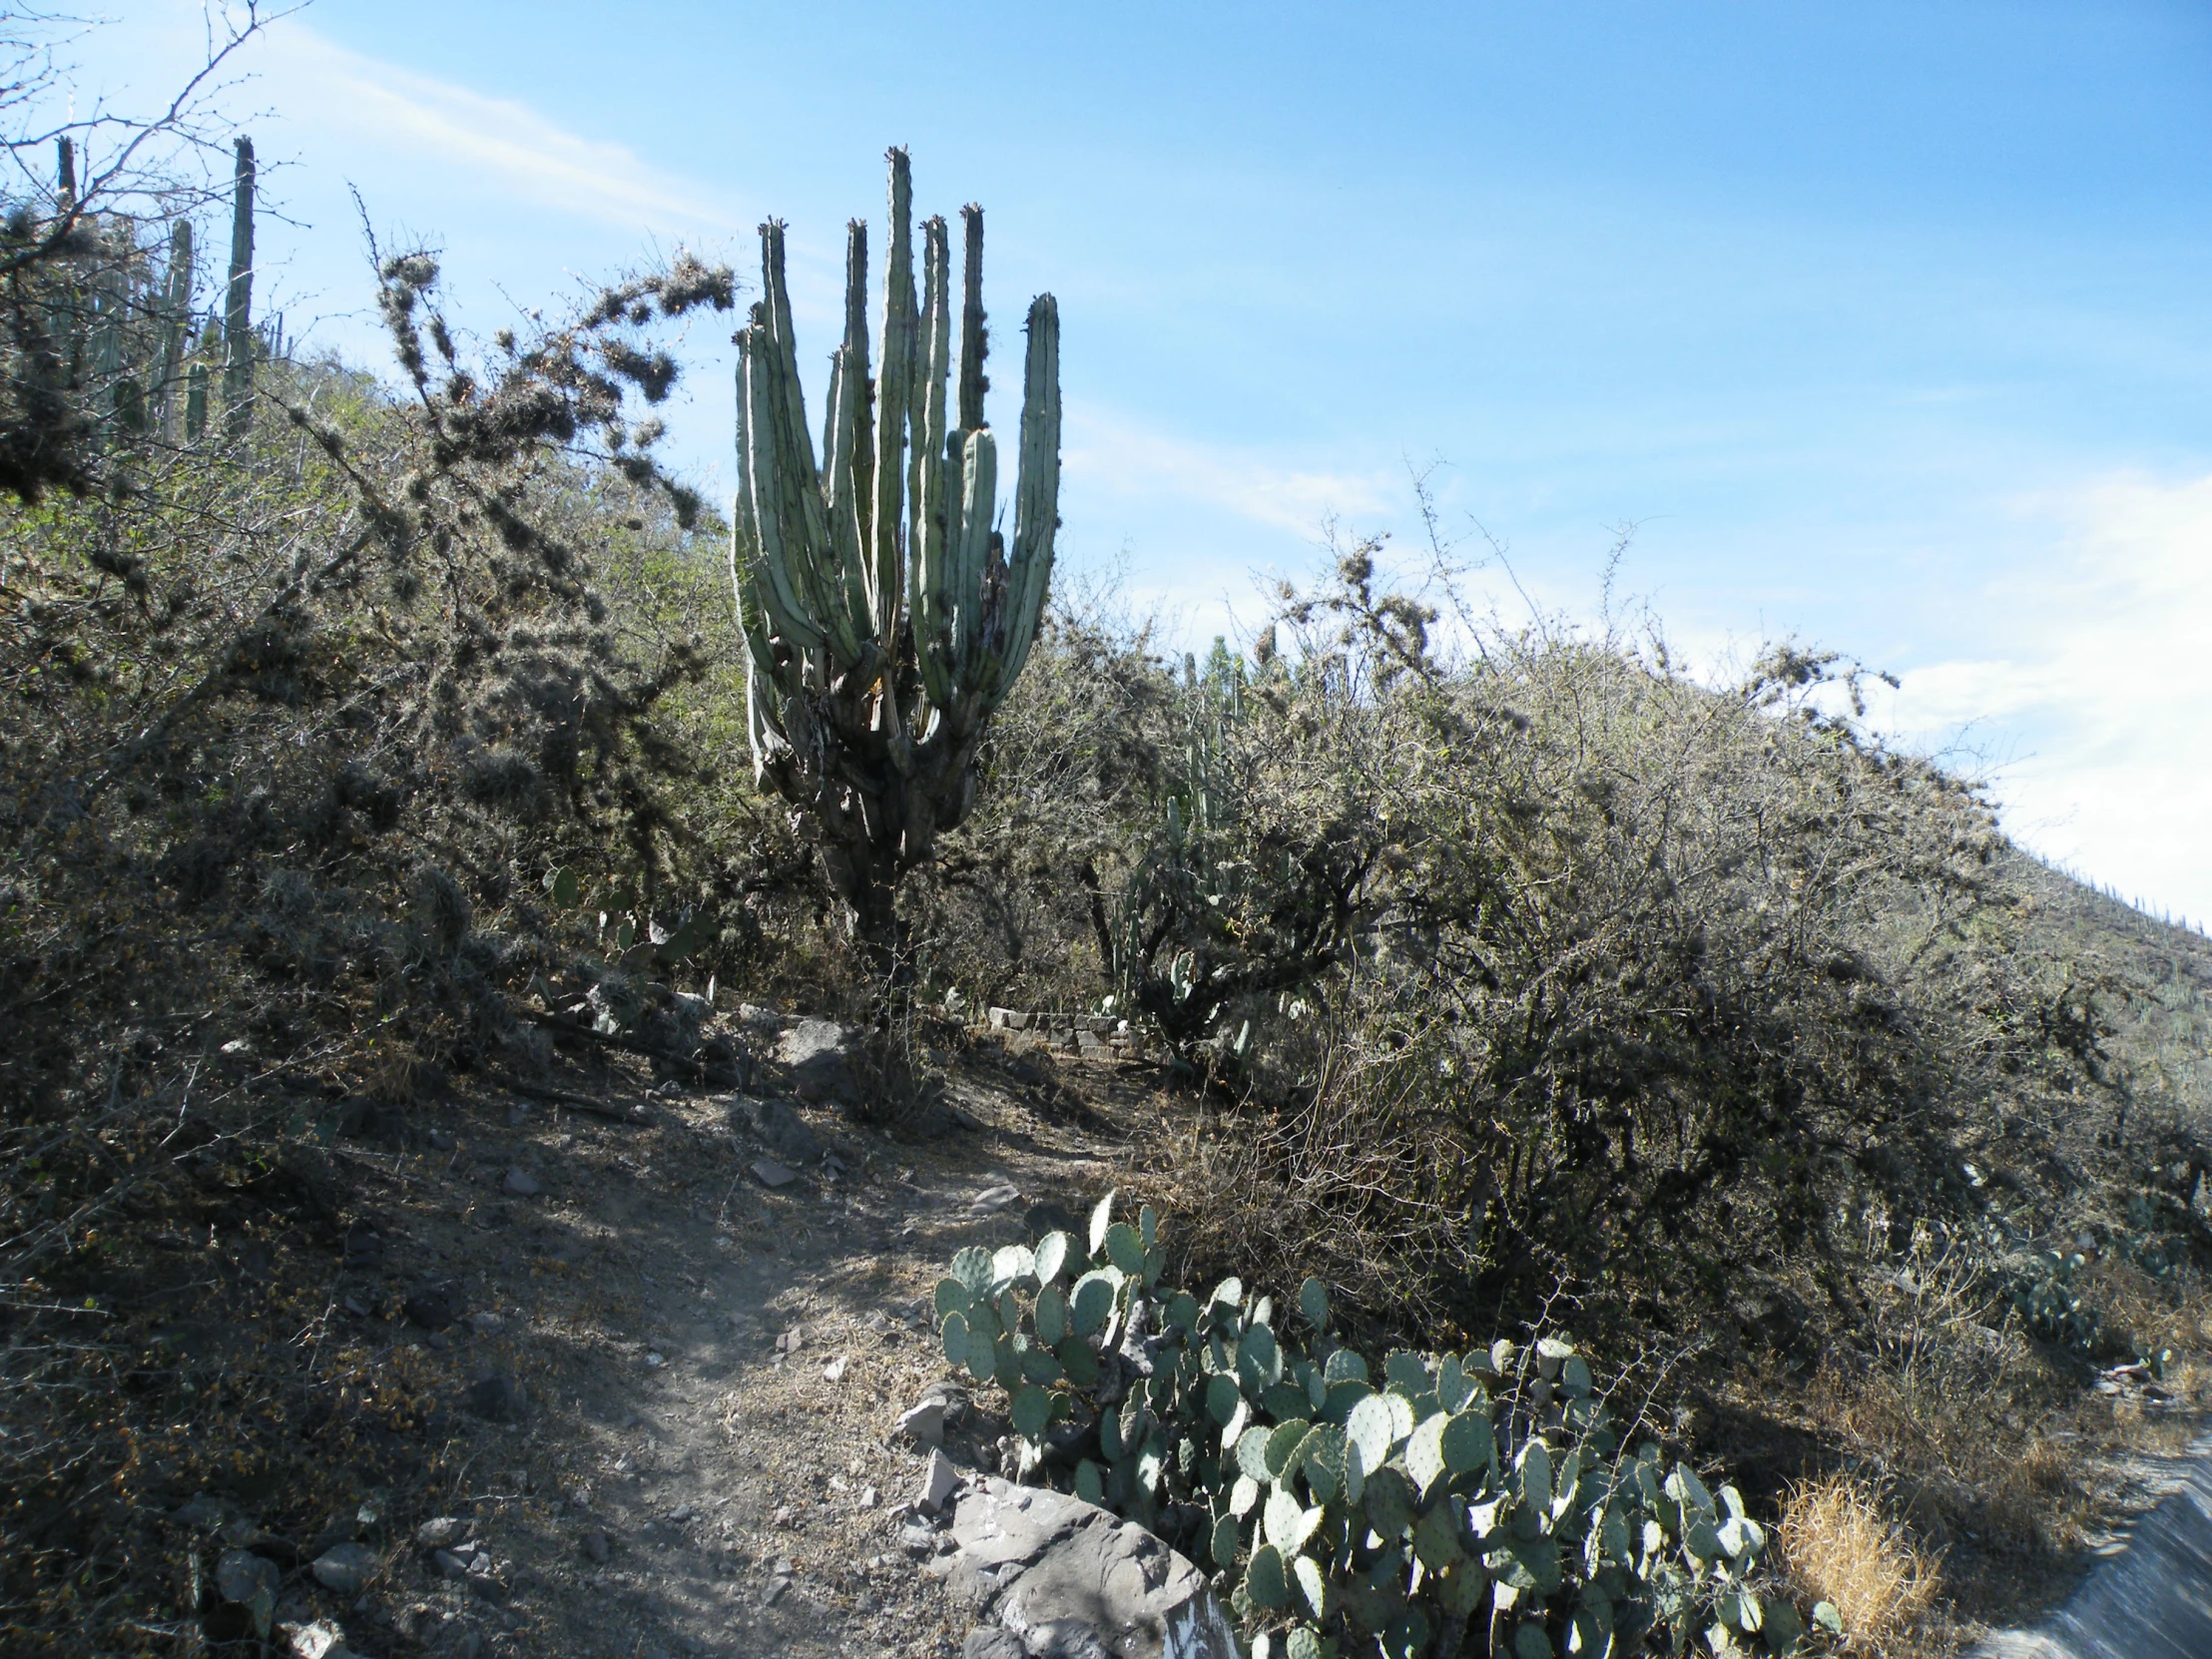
[939,1197,1831,1657]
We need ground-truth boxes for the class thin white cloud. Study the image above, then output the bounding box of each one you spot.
[1872,471,2212,920]
[1064,407,1396,537]
[254,22,739,234]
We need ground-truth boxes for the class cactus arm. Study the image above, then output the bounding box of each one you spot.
[908,216,955,710]
[156,220,192,436]
[753,222,863,664]
[736,325,829,654]
[829,219,877,654]
[956,204,988,434]
[996,293,1061,695]
[223,137,255,438]
[821,336,876,657]
[869,149,916,651]
[949,427,997,672]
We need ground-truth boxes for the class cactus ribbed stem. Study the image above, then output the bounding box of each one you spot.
[222,137,255,439]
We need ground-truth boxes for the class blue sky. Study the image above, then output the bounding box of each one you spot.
[72,1,2212,921]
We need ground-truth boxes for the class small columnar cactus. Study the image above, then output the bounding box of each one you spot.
[732,149,1059,963]
[937,1199,1827,1657]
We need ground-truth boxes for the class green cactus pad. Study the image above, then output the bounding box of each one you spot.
[1264,1418,1311,1481]
[1294,1554,1335,1622]
[991,1244,1035,1287]
[1074,1459,1103,1505]
[1298,1276,1330,1330]
[1245,1543,1289,1610]
[1406,1412,1448,1493]
[1057,1337,1100,1386]
[1440,1409,1494,1475]
[1103,1221,1144,1276]
[1010,1382,1050,1441]
[1210,1511,1241,1568]
[1068,1271,1115,1338]
[940,1310,969,1367]
[965,1325,995,1382]
[1323,1348,1370,1385]
[1207,1374,1243,1425]
[1035,1284,1068,1347]
[1033,1230,1072,1285]
[951,1246,993,1295]
[1088,1191,1115,1256]
[1236,1424,1276,1483]
[934,1278,972,1321]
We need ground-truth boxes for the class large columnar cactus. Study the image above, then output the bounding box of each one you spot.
[733,149,1060,962]
[222,136,255,438]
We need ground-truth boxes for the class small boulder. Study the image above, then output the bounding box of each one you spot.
[932,1478,1238,1659]
[309,1541,377,1595]
[893,1399,946,1449]
[917,1448,960,1513]
[733,1095,822,1163]
[752,1158,798,1189]
[415,1516,466,1549]
[581,1528,610,1565]
[216,1549,279,1629]
[500,1167,540,1198]
[776,1018,859,1105]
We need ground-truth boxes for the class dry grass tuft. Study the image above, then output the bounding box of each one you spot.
[1780,1473,1942,1650]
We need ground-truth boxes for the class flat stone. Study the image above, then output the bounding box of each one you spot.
[969,1184,1020,1216]
[917,1448,960,1513]
[752,1158,797,1189]
[500,1167,540,1197]
[775,1018,860,1105]
[216,1548,279,1608]
[962,1631,1026,1659]
[732,1096,823,1164]
[581,1529,610,1564]
[281,1619,354,1659]
[894,1400,946,1448]
[309,1541,377,1595]
[823,1356,848,1382]
[416,1516,466,1548]
[930,1478,1238,1659]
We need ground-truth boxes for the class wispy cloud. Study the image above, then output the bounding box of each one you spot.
[256,23,739,234]
[1871,471,2212,918]
[1064,407,1397,537]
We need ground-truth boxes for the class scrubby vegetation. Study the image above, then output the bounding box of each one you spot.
[6,29,2212,1658]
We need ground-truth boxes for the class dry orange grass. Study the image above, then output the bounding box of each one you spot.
[1779,1473,1942,1652]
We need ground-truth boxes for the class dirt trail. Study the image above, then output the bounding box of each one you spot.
[324,1033,1154,1659]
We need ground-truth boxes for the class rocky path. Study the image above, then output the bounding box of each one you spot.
[297,1027,1154,1659]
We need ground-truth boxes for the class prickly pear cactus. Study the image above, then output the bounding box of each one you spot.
[936,1197,1825,1657]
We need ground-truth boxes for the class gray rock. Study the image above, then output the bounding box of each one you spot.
[416,1516,466,1548]
[900,1523,938,1556]
[732,1096,823,1163]
[216,1547,279,1608]
[969,1183,1020,1216]
[172,1493,232,1530]
[963,1631,1027,1659]
[752,1158,798,1189]
[917,1448,960,1513]
[893,1399,946,1448]
[929,1479,1237,1659]
[309,1540,377,1595]
[281,1619,354,1659]
[501,1167,540,1197]
[776,1018,859,1104]
[433,1548,474,1581]
[581,1528,610,1564]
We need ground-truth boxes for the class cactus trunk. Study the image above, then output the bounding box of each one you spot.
[222,138,255,440]
[732,149,1060,973]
